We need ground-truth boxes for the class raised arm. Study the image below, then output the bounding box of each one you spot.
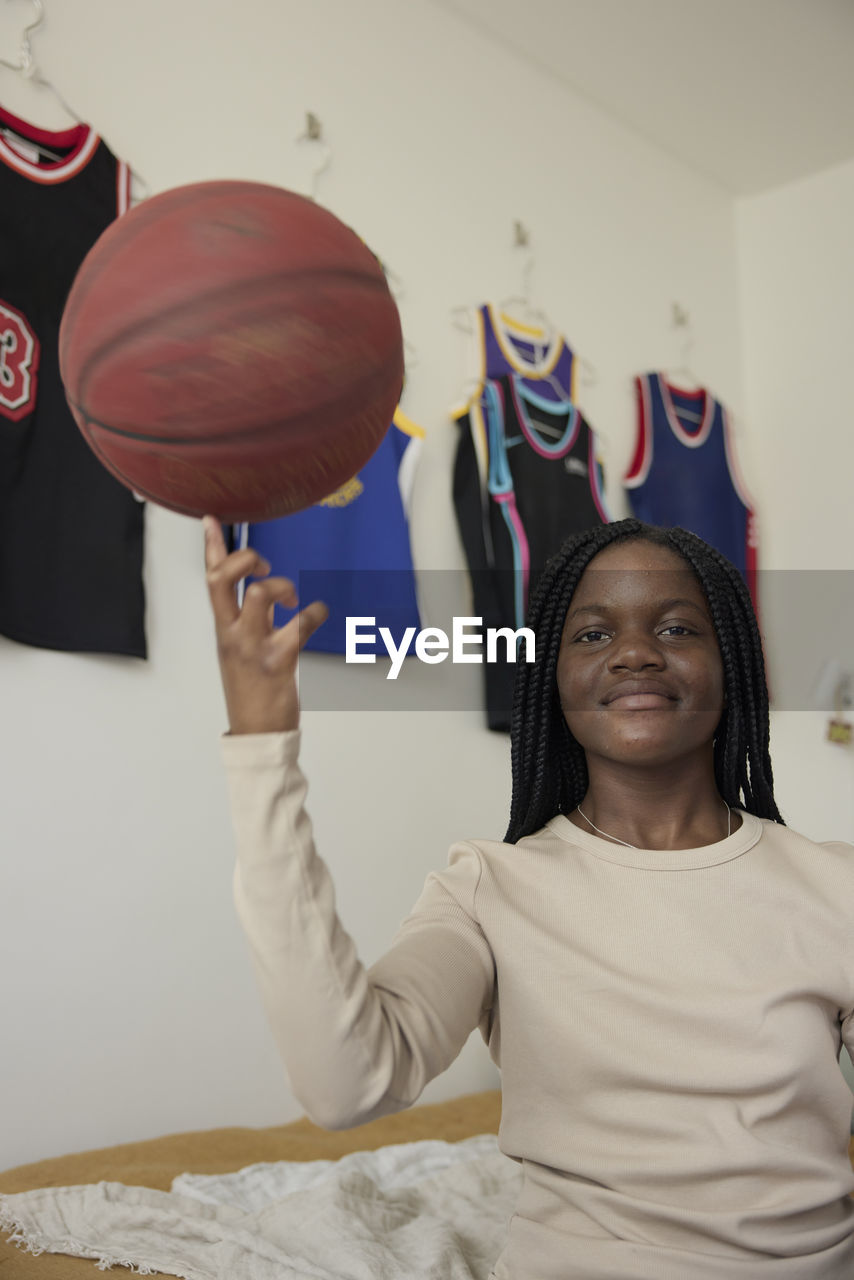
[203,516,495,1129]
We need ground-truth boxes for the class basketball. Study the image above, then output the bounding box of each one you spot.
[58,181,404,522]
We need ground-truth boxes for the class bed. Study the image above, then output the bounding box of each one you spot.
[4,1095,854,1278]
[0,1089,503,1278]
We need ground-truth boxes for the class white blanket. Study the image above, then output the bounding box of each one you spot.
[0,1135,520,1279]
[173,1133,503,1210]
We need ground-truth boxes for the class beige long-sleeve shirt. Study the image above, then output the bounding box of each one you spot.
[222,730,854,1279]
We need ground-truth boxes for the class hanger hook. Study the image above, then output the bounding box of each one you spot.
[0,0,42,76]
[304,111,322,142]
[671,302,694,369]
[19,0,44,74]
[511,221,535,303]
[671,302,689,329]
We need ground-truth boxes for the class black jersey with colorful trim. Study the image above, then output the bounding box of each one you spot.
[454,374,610,731]
[0,105,145,657]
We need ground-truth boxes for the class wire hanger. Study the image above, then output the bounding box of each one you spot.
[450,221,599,403]
[450,222,546,335]
[660,303,705,423]
[499,220,551,331]
[499,223,601,397]
[450,303,474,334]
[294,110,332,201]
[497,222,569,399]
[1,1,150,197]
[377,260,418,374]
[662,302,704,420]
[0,0,84,138]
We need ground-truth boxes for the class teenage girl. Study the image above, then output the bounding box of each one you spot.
[203,513,854,1280]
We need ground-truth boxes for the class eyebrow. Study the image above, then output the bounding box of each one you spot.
[567,597,708,620]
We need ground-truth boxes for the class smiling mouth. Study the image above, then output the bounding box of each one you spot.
[605,692,676,710]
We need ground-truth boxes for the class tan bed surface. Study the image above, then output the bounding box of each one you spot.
[0,1090,501,1277]
[3,1096,852,1278]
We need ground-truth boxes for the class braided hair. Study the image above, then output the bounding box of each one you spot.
[505,519,782,843]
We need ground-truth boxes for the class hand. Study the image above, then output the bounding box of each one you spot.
[203,515,328,734]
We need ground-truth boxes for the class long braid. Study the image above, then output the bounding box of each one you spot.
[505,520,783,843]
[662,534,748,804]
[664,530,780,820]
[507,524,618,839]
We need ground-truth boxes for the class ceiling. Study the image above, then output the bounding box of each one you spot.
[430,0,854,195]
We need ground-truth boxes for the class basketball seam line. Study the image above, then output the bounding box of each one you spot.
[66,365,403,447]
[65,267,391,400]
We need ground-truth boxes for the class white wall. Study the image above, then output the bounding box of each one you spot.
[0,0,848,1169]
[736,161,854,843]
[737,163,854,1097]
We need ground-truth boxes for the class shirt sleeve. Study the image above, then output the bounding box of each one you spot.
[221,730,496,1130]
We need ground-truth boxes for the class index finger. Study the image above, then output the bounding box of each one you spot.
[203,515,256,629]
[202,514,227,572]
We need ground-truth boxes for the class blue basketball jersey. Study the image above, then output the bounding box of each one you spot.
[625,373,757,608]
[234,408,423,655]
[476,303,575,401]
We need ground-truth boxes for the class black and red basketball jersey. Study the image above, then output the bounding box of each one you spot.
[0,105,145,657]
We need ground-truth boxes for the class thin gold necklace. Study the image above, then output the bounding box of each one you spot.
[575,800,732,849]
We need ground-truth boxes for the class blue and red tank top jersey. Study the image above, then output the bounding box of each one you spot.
[625,373,758,610]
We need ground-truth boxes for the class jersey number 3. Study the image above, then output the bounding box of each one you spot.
[0,299,40,421]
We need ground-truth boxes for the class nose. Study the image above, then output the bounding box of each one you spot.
[607,628,665,672]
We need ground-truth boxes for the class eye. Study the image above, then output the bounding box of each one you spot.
[575,628,610,644]
[659,624,693,637]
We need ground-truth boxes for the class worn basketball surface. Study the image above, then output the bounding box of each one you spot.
[59,180,404,521]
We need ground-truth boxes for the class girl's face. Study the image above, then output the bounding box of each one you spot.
[556,540,725,773]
